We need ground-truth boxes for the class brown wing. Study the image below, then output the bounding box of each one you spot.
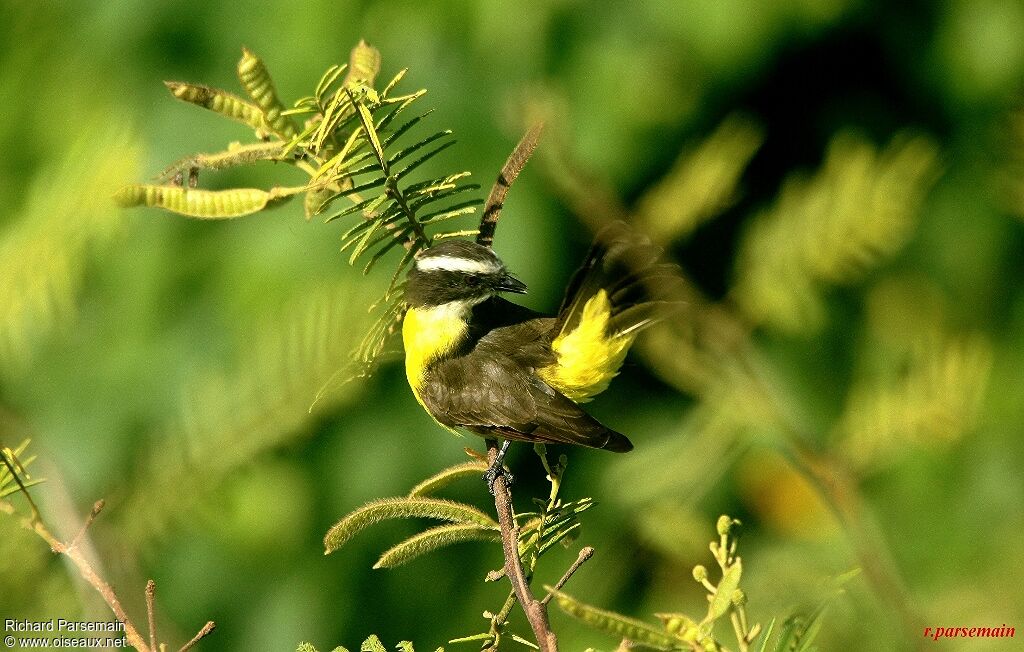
[418,326,632,452]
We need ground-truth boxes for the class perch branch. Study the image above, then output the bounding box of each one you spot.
[477,122,544,248]
[486,438,558,652]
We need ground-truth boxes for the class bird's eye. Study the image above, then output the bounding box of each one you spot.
[466,276,480,286]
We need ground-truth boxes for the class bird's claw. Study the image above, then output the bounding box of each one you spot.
[484,464,514,495]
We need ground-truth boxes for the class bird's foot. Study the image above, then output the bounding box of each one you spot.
[484,463,514,495]
[484,439,513,495]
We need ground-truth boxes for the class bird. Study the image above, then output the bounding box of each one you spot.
[401,223,678,489]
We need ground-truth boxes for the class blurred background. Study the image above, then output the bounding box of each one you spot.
[2,0,1023,650]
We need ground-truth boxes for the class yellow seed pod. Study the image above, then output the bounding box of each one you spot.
[163,82,264,132]
[237,47,297,138]
[114,184,292,219]
[655,613,699,641]
[345,40,382,88]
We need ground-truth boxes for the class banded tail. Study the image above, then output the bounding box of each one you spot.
[538,222,681,405]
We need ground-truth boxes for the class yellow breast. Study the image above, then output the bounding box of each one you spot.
[402,303,471,394]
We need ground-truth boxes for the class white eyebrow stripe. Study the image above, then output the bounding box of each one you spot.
[415,256,501,274]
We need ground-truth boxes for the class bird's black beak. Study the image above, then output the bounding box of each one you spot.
[495,273,528,294]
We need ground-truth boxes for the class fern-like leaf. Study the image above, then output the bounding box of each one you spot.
[118,283,368,543]
[0,123,139,371]
[733,131,942,333]
[324,497,499,554]
[635,114,763,244]
[545,588,676,650]
[0,440,43,500]
[408,461,489,497]
[361,636,388,652]
[373,523,500,569]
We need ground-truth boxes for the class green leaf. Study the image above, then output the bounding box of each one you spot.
[395,141,457,181]
[376,93,427,133]
[794,604,827,652]
[354,98,388,172]
[330,194,393,225]
[419,202,480,224]
[430,229,479,241]
[772,605,826,652]
[362,228,413,273]
[707,559,742,622]
[315,63,348,101]
[379,67,408,98]
[373,523,500,569]
[163,81,264,131]
[1,439,44,498]
[379,112,432,151]
[349,216,385,264]
[324,497,498,554]
[756,618,776,652]
[387,131,453,167]
[408,461,489,497]
[382,241,420,301]
[546,588,676,650]
[360,636,387,652]
[114,184,298,219]
[336,176,388,197]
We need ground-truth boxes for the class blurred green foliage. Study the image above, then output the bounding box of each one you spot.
[2,1,1024,651]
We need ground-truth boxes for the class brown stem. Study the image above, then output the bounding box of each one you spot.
[541,546,593,605]
[29,519,152,652]
[68,499,105,549]
[486,438,558,652]
[477,122,544,248]
[146,580,158,652]
[178,621,216,652]
[1,449,216,652]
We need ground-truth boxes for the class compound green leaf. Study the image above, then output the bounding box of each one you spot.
[546,588,675,650]
[408,461,489,497]
[373,523,499,569]
[324,497,498,554]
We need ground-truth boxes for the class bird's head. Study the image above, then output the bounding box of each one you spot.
[404,240,527,308]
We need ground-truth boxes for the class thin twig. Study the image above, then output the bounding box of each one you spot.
[477,122,544,248]
[541,546,593,605]
[486,438,558,652]
[28,517,152,652]
[67,499,105,549]
[1,449,217,652]
[146,580,158,652]
[177,621,216,652]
